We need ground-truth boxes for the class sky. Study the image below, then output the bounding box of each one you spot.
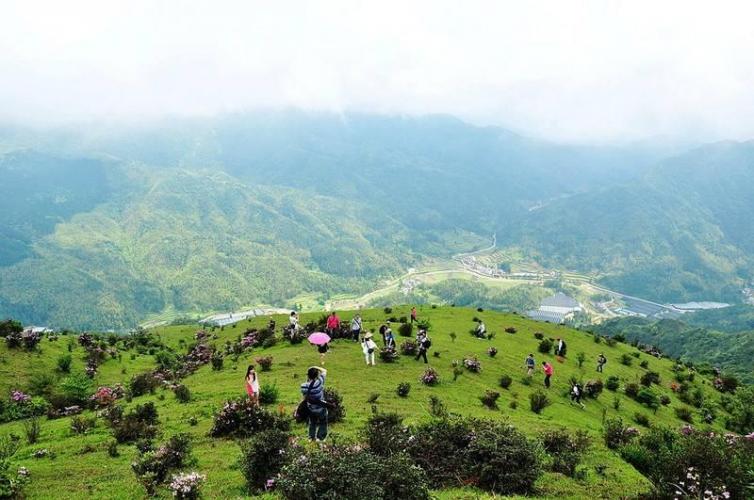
[2,0,754,143]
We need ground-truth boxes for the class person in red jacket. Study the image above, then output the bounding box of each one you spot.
[326,311,341,337]
[411,306,418,323]
[542,361,554,388]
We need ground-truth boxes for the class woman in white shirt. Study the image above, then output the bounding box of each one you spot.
[362,332,378,366]
[245,365,260,404]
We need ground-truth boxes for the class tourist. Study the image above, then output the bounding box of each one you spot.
[350,314,363,341]
[415,329,431,364]
[384,328,396,351]
[570,381,584,408]
[245,365,259,405]
[362,332,378,366]
[300,366,328,441]
[597,353,607,372]
[525,354,536,376]
[289,311,300,333]
[318,341,330,366]
[555,337,567,357]
[411,306,418,323]
[326,311,341,337]
[379,323,388,345]
[542,361,553,388]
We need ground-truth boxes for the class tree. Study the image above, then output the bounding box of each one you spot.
[0,319,23,338]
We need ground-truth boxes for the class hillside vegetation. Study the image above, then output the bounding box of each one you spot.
[1,306,752,499]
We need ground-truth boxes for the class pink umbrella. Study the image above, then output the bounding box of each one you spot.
[308,332,331,346]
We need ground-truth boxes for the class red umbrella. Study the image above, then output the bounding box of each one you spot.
[308,332,331,345]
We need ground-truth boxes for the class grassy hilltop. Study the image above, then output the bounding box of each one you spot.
[0,306,748,499]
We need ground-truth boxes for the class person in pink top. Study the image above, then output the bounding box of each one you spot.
[542,361,553,388]
[326,311,341,336]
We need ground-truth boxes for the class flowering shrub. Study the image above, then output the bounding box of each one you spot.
[255,356,273,372]
[396,382,411,398]
[0,435,28,499]
[480,390,500,409]
[5,330,42,350]
[239,428,297,493]
[322,387,345,423]
[169,472,205,499]
[584,379,604,398]
[210,351,224,371]
[400,340,418,356]
[110,402,159,443]
[10,391,30,404]
[603,417,639,449]
[540,428,591,477]
[419,367,440,386]
[91,385,125,407]
[132,434,194,495]
[487,347,498,358]
[379,348,399,362]
[210,398,290,438]
[463,357,482,373]
[70,415,96,435]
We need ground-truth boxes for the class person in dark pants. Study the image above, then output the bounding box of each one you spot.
[411,306,418,323]
[597,354,607,372]
[415,330,430,364]
[542,361,553,388]
[570,382,585,408]
[300,366,328,441]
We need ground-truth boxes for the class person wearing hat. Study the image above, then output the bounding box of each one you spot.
[362,332,378,366]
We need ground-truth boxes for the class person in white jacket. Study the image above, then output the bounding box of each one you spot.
[362,332,378,366]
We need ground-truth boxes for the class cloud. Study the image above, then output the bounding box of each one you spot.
[1,0,754,142]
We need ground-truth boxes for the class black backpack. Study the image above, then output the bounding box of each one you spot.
[423,338,432,348]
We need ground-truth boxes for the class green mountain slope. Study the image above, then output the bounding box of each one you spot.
[2,306,748,499]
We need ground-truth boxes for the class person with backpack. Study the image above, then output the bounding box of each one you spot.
[289,311,300,333]
[525,354,536,376]
[350,314,363,342]
[362,332,378,366]
[570,381,585,408]
[415,329,431,363]
[597,353,607,372]
[300,366,329,441]
[542,361,553,388]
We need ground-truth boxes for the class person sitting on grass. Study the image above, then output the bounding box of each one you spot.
[300,366,328,442]
[362,332,378,366]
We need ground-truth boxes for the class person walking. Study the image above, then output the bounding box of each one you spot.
[326,311,341,337]
[525,354,536,376]
[350,314,363,341]
[300,366,328,441]
[245,365,260,405]
[415,329,431,364]
[318,342,330,366]
[362,332,377,366]
[556,337,567,357]
[411,306,418,324]
[570,381,585,408]
[597,353,607,373]
[542,361,553,388]
[384,328,396,351]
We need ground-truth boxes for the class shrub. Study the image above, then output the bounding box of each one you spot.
[540,428,591,477]
[323,387,345,423]
[679,387,705,408]
[129,372,159,397]
[59,372,94,407]
[675,406,694,423]
[620,353,633,366]
[255,356,273,372]
[640,371,661,387]
[57,354,72,373]
[383,307,393,314]
[396,382,411,398]
[639,359,649,369]
[633,413,651,427]
[363,412,409,457]
[605,375,620,391]
[211,351,224,371]
[530,390,551,414]
[428,395,448,419]
[258,384,279,405]
[534,332,544,340]
[169,472,205,500]
[0,435,28,498]
[636,388,660,411]
[132,434,194,495]
[70,415,96,435]
[24,417,41,444]
[660,394,671,406]
[463,357,482,373]
[487,346,498,358]
[624,382,640,398]
[379,348,399,363]
[537,339,552,354]
[603,417,639,449]
[400,340,417,356]
[509,400,518,409]
[605,337,617,347]
[111,402,159,443]
[398,322,413,337]
[278,443,430,500]
[416,319,431,331]
[210,398,289,438]
[505,327,517,334]
[499,374,513,389]
[420,367,440,386]
[173,384,191,403]
[239,428,295,492]
[480,390,500,410]
[576,352,586,368]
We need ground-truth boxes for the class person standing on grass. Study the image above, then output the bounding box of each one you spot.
[245,365,260,405]
[289,311,300,333]
[326,311,340,337]
[384,328,396,351]
[525,354,536,376]
[415,329,431,364]
[542,361,553,388]
[300,366,328,441]
[411,306,418,323]
[362,332,378,366]
[597,353,607,373]
[350,314,363,342]
[570,381,585,408]
[556,337,567,357]
[318,341,330,366]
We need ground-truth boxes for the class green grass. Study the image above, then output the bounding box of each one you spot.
[0,306,729,498]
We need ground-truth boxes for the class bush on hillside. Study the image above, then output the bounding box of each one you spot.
[398,322,413,337]
[129,372,159,397]
[530,390,551,414]
[603,417,639,449]
[132,434,194,495]
[363,412,410,457]
[675,406,694,423]
[239,428,297,493]
[620,353,633,366]
[396,382,411,398]
[499,374,513,389]
[322,388,345,423]
[400,340,417,356]
[636,388,660,411]
[480,390,500,410]
[56,354,72,373]
[537,339,552,354]
[173,384,191,403]
[605,375,620,391]
[210,398,289,438]
[624,382,640,399]
[640,371,661,387]
[540,428,591,477]
[258,384,279,405]
[110,402,159,443]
